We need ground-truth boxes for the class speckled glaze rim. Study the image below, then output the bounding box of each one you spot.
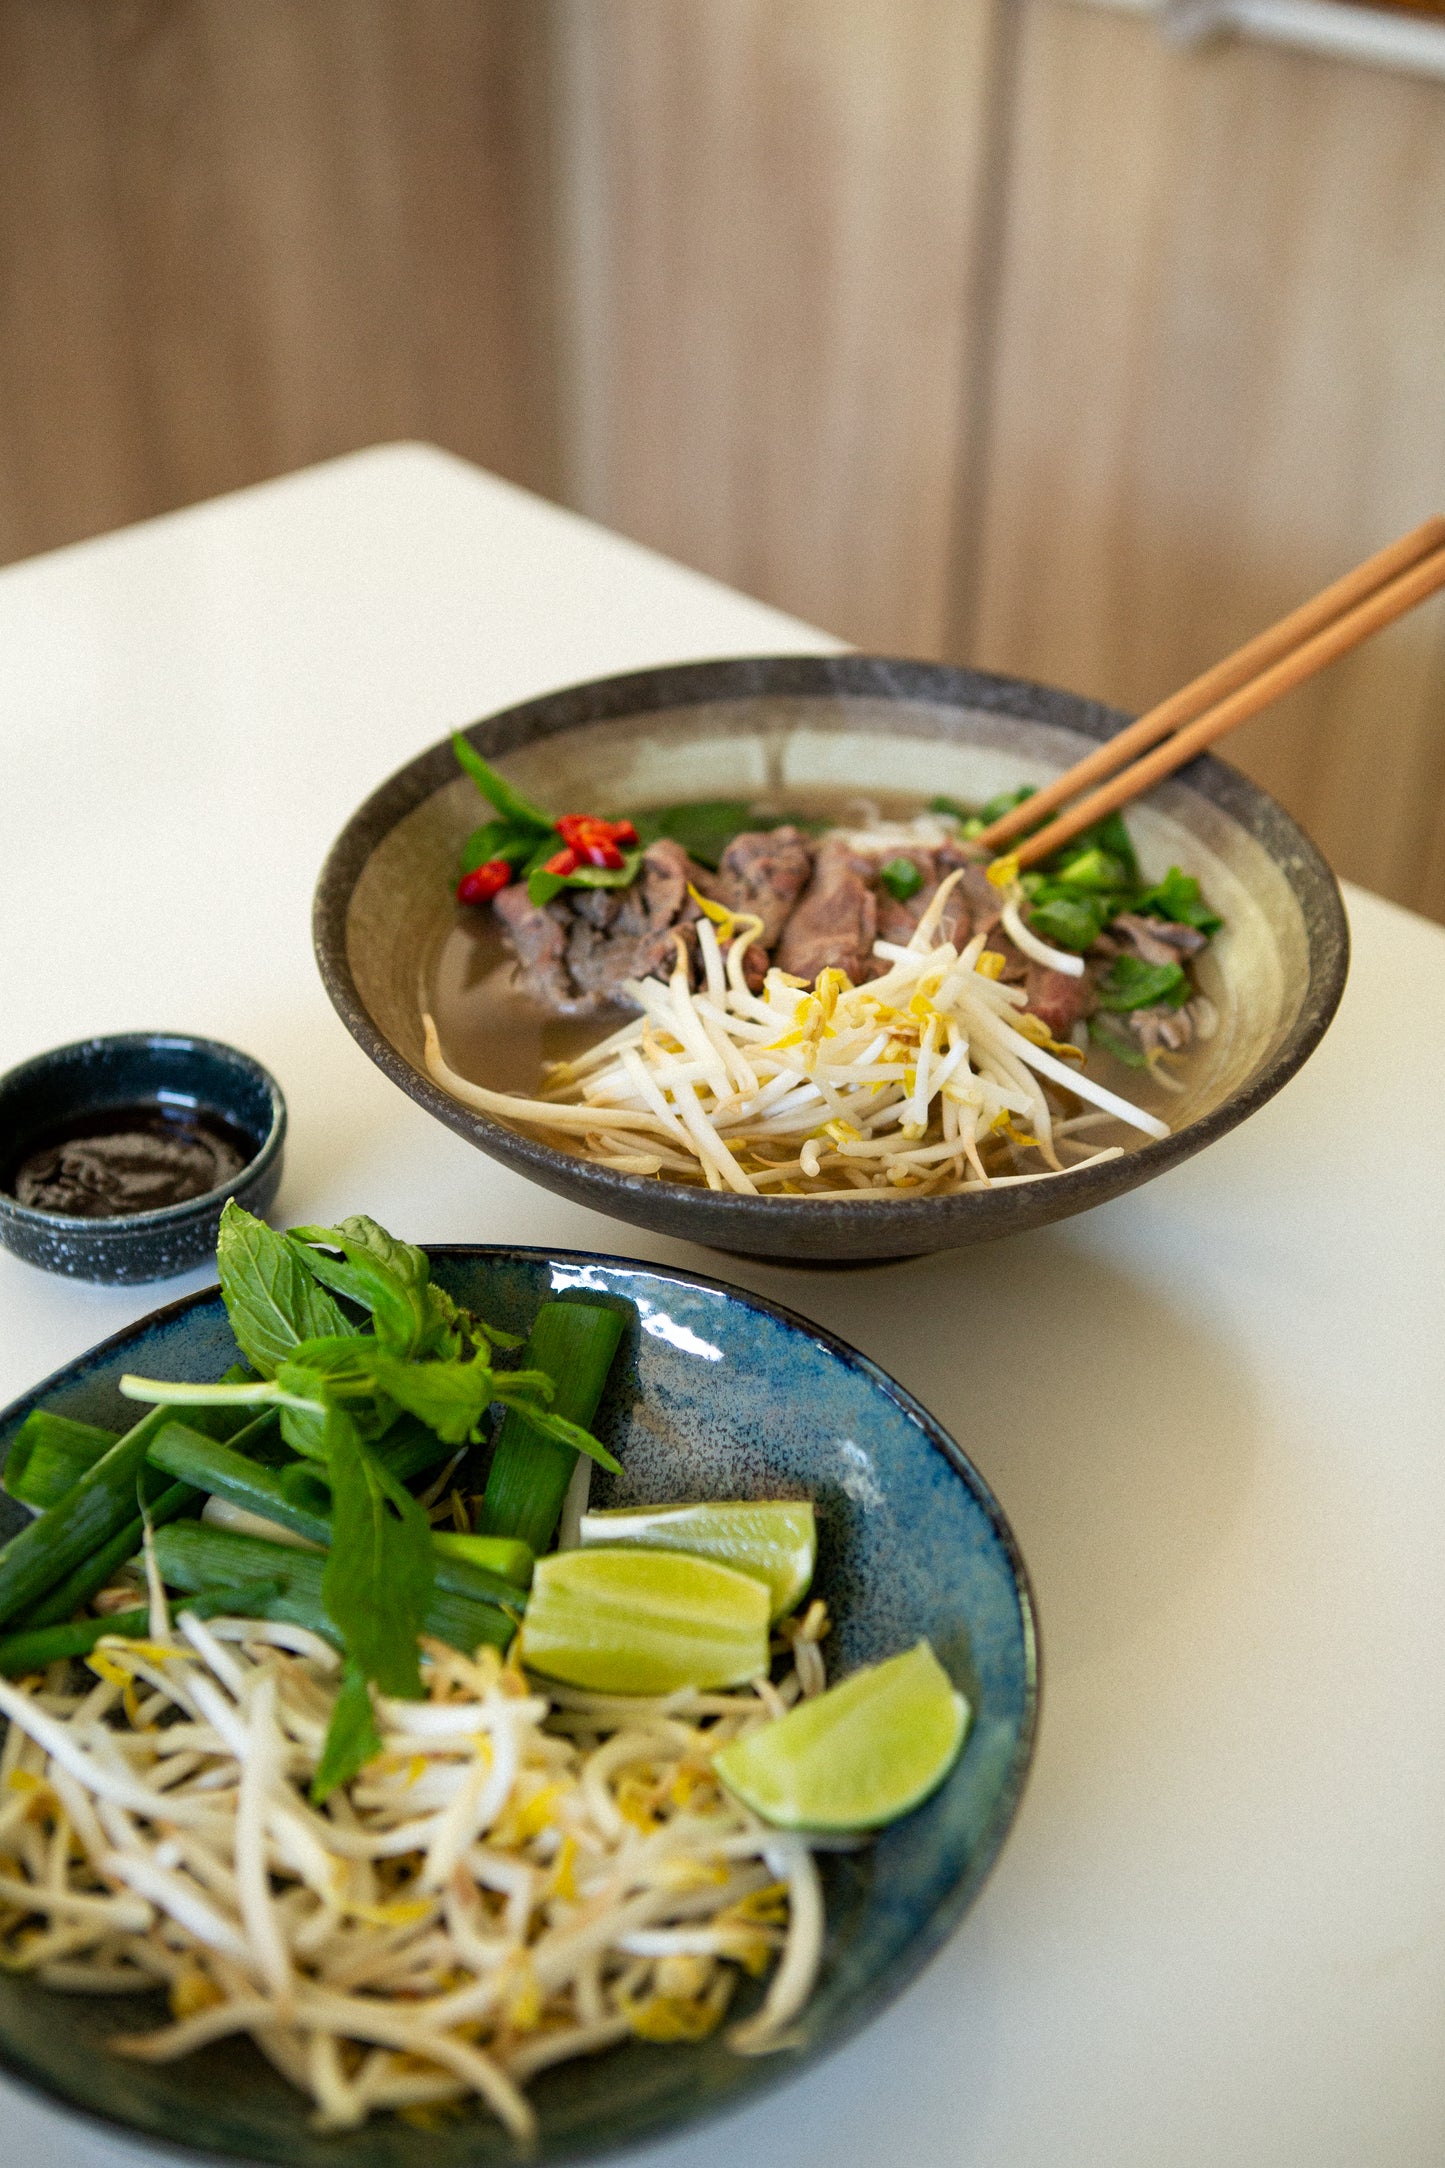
[0,1033,287,1247]
[0,1243,1039,2168]
[313,655,1350,1257]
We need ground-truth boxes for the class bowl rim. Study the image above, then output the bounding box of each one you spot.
[312,654,1350,1248]
[0,1240,1039,2168]
[0,1032,287,1237]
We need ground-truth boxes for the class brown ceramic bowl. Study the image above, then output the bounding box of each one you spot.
[313,656,1348,1263]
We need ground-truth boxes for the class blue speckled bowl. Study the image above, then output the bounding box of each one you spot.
[0,1249,1038,2167]
[0,1033,286,1284]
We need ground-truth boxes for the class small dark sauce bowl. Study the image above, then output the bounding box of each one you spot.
[0,1034,285,1284]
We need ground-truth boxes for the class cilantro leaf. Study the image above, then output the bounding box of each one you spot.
[1094,954,1190,1011]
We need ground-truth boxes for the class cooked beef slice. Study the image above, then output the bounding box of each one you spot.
[1112,911,1208,962]
[776,837,878,984]
[492,882,589,1014]
[1130,1002,1195,1055]
[875,849,977,949]
[566,919,681,1000]
[493,837,705,1013]
[957,863,1004,939]
[1024,961,1095,1039]
[615,837,694,938]
[982,927,1028,983]
[709,827,813,943]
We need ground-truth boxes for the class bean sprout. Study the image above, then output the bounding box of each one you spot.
[423,883,1168,1196]
[0,1620,827,2136]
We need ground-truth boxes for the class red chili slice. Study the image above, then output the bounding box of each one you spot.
[455,859,513,906]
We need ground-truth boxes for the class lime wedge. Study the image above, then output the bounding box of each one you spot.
[712,1640,968,1831]
[578,1500,816,1622]
[519,1546,771,1694]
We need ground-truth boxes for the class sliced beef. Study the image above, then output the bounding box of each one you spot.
[699,825,813,987]
[1024,961,1095,1040]
[982,928,1028,984]
[1111,912,1208,965]
[709,827,813,944]
[492,883,592,1014]
[776,837,878,985]
[1131,1002,1195,1055]
[492,837,704,1014]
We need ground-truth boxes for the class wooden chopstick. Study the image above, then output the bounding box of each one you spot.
[976,523,1445,872]
[977,515,1445,862]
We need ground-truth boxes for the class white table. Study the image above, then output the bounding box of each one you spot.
[1,445,1441,2168]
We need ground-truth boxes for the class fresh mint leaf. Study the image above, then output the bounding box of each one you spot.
[289,1219,433,1356]
[422,1281,522,1358]
[312,1659,383,1804]
[368,1350,499,1446]
[321,1409,432,1700]
[978,784,1037,826]
[216,1201,356,1381]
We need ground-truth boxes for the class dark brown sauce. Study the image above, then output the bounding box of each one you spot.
[4,1101,256,1218]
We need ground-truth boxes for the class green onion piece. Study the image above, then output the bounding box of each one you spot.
[481,1301,627,1554]
[3,1414,120,1513]
[0,1581,283,1678]
[21,1480,196,1629]
[148,1421,331,1546]
[1025,895,1106,954]
[878,856,924,904]
[0,1409,178,1630]
[431,1531,534,1589]
[154,1524,514,1654]
[150,1422,529,1609]
[1051,846,1128,893]
[0,1608,152,1674]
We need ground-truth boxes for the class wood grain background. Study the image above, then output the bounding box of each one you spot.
[2,0,1443,915]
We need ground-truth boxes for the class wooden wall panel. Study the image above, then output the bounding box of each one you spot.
[551,0,1004,658]
[966,0,1445,909]
[0,0,558,566]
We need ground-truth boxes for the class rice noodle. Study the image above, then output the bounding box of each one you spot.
[423,878,1170,1194]
[0,1623,834,2137]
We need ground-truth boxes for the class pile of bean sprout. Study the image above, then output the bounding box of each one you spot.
[423,871,1169,1197]
[0,1597,831,2137]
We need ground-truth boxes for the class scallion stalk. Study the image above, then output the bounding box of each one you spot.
[3,1414,120,1513]
[480,1301,625,1555]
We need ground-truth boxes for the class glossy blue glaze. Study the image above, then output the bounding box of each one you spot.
[0,1249,1037,2167]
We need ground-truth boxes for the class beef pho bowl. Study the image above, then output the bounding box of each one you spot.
[314,657,1347,1263]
